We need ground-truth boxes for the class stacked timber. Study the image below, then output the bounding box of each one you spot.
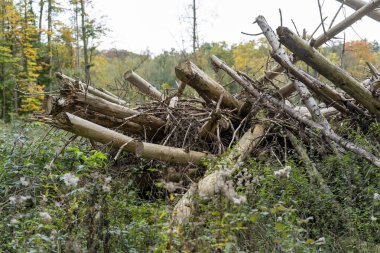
[33,0,380,225]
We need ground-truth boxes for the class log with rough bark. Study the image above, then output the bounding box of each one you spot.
[124,70,163,100]
[175,60,243,110]
[210,55,380,168]
[54,113,211,164]
[172,124,265,224]
[277,26,380,117]
[55,72,127,105]
[336,0,380,22]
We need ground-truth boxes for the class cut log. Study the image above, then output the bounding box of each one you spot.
[173,124,265,224]
[175,60,243,110]
[55,113,211,164]
[313,0,380,48]
[124,70,163,101]
[210,55,380,168]
[57,113,144,156]
[55,72,127,105]
[68,107,145,135]
[277,26,380,117]
[276,82,297,99]
[336,0,380,22]
[73,91,166,129]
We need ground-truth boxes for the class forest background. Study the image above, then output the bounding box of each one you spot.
[0,0,380,252]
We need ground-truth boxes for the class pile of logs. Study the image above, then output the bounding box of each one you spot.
[33,0,380,223]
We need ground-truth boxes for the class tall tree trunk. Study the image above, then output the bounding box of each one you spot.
[38,0,44,42]
[47,0,53,92]
[74,1,80,74]
[79,0,90,84]
[1,2,5,121]
[192,0,197,54]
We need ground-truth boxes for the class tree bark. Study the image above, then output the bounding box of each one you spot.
[175,60,243,110]
[277,26,380,117]
[124,70,163,100]
[54,113,211,164]
[336,0,380,23]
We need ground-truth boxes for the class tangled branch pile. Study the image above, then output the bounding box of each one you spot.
[33,0,380,225]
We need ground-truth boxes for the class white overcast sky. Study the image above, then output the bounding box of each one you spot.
[90,0,380,54]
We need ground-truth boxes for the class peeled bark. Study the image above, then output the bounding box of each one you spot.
[277,26,380,117]
[124,70,163,100]
[55,113,211,164]
[175,60,243,110]
[56,72,127,105]
[336,0,380,23]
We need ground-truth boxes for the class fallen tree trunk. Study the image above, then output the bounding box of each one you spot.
[210,55,380,168]
[313,0,380,48]
[277,26,380,117]
[173,124,265,224]
[175,60,243,110]
[258,15,339,153]
[68,107,146,135]
[254,0,380,94]
[54,113,211,164]
[124,70,163,100]
[56,72,127,105]
[336,0,380,23]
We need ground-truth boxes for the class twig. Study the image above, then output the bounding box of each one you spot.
[329,0,345,29]
[241,31,263,36]
[291,19,300,37]
[318,0,327,34]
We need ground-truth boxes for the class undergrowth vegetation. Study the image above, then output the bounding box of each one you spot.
[0,122,379,252]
